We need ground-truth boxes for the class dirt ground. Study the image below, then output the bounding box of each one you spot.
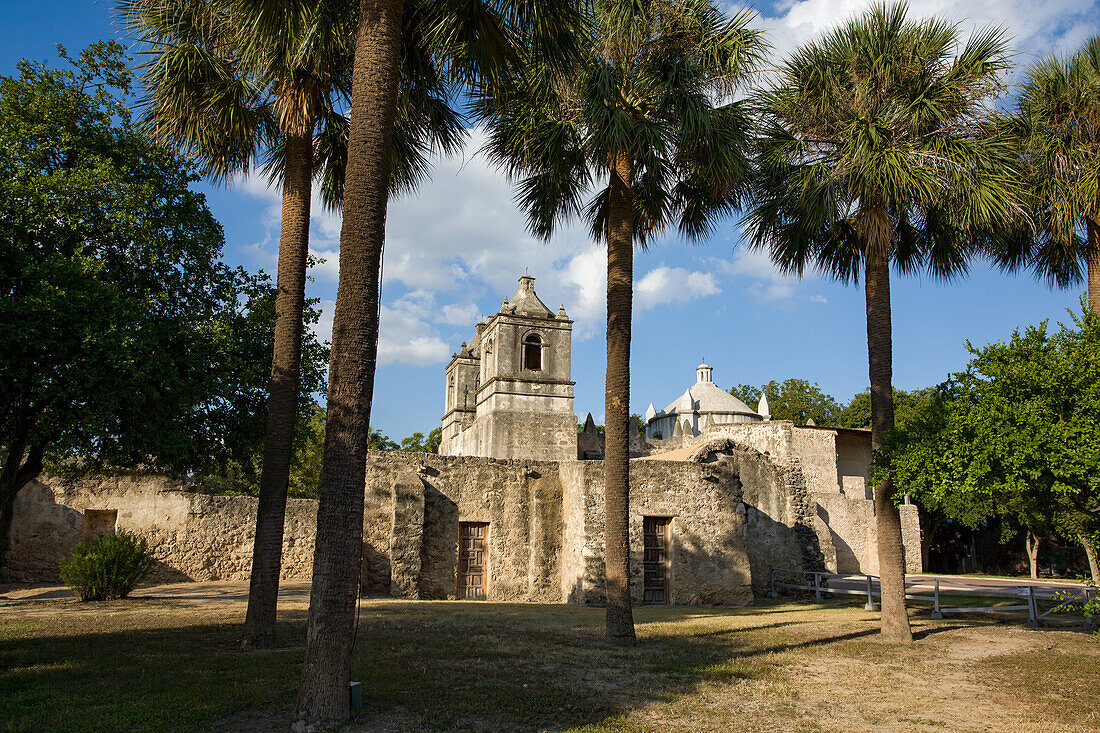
[1,581,1097,732]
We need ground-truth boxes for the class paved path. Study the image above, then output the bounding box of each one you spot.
[0,580,314,609]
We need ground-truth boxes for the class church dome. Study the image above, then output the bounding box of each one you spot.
[646,363,763,440]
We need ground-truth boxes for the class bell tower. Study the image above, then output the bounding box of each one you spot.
[440,275,577,461]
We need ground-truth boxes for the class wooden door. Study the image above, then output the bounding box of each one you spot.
[643,517,671,604]
[458,522,488,600]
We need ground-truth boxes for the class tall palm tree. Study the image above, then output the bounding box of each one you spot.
[745,2,1024,642]
[210,0,581,726]
[477,0,765,643]
[998,37,1100,311]
[122,0,461,650]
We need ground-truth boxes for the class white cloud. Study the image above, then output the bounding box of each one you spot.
[714,248,828,304]
[752,0,1099,74]
[310,298,335,347]
[307,293,453,367]
[635,265,721,310]
[378,298,450,366]
[440,302,481,325]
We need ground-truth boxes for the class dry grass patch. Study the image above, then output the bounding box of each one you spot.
[0,583,1096,732]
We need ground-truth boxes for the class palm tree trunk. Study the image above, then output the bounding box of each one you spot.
[604,153,636,643]
[864,248,913,643]
[242,132,314,649]
[1077,533,1099,583]
[294,0,402,728]
[1087,218,1100,313]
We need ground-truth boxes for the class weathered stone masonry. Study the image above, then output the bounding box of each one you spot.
[362,442,822,605]
[4,472,316,583]
[8,440,826,605]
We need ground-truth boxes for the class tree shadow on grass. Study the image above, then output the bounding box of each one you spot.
[0,600,952,733]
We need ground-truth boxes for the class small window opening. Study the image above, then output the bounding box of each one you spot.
[83,509,118,540]
[523,334,543,371]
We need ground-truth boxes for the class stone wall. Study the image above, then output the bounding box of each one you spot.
[4,472,316,583]
[789,427,842,494]
[836,431,872,499]
[639,439,829,594]
[645,422,923,577]
[815,491,877,574]
[562,459,755,606]
[8,446,901,600]
[813,495,924,575]
[364,452,566,602]
[363,447,817,606]
[899,503,924,573]
[471,406,578,463]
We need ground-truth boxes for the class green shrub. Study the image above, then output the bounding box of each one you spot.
[59,531,155,601]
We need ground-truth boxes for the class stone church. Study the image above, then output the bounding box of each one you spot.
[6,275,922,608]
[363,275,921,604]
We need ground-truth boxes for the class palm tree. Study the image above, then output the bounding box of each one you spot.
[477,0,765,643]
[998,37,1100,311]
[122,0,461,650]
[745,2,1024,642]
[207,0,580,726]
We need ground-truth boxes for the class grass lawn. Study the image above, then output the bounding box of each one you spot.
[1,582,1098,732]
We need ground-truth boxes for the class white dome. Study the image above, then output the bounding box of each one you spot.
[650,364,763,433]
[662,380,758,418]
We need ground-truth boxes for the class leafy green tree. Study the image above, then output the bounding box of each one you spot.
[478,0,765,642]
[837,387,937,431]
[281,407,402,499]
[730,379,841,425]
[997,36,1100,312]
[0,43,245,570]
[893,306,1100,580]
[399,428,442,454]
[123,0,463,648]
[192,272,329,498]
[287,405,327,500]
[745,2,1024,642]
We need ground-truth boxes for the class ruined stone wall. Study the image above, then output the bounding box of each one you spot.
[558,461,589,604]
[567,459,756,606]
[836,431,872,499]
[5,473,316,583]
[814,491,877,574]
[899,503,924,573]
[789,427,842,494]
[698,421,797,461]
[364,452,565,602]
[649,424,920,577]
[8,448,889,601]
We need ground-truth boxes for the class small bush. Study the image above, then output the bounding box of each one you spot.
[59,531,155,601]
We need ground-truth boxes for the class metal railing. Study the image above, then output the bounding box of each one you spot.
[768,567,1098,629]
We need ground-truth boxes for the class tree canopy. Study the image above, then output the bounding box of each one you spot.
[0,41,230,475]
[836,387,938,431]
[0,41,330,483]
[996,35,1100,310]
[730,379,841,425]
[0,42,326,566]
[893,305,1100,557]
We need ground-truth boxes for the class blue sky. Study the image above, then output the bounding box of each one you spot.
[3,0,1097,439]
